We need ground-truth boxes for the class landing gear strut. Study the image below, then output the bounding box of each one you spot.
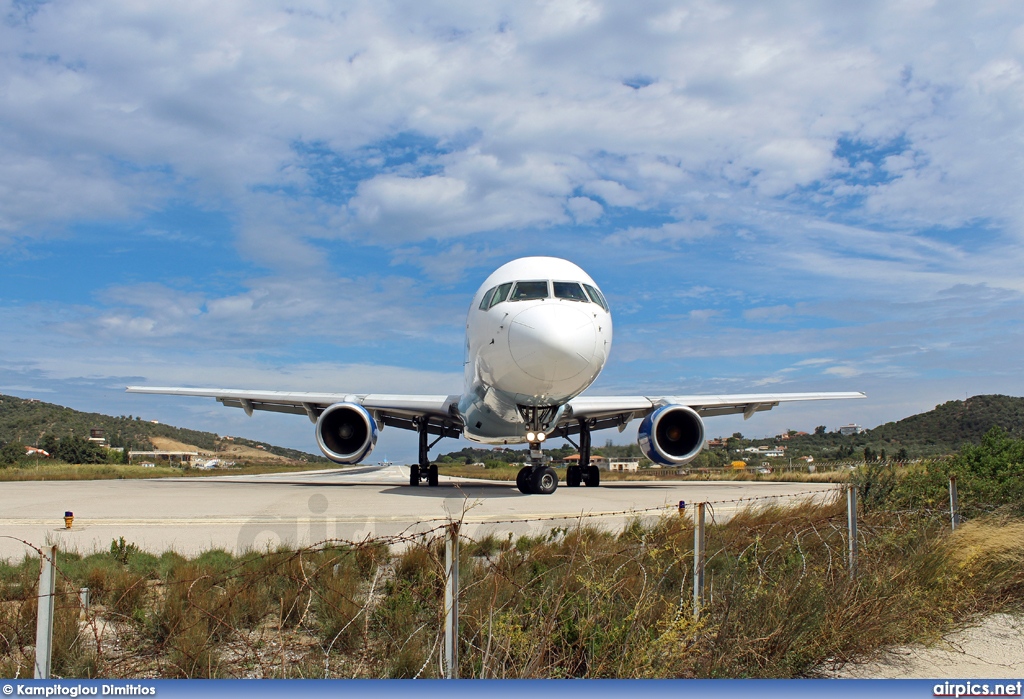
[565,418,599,488]
[409,419,441,487]
[515,421,558,493]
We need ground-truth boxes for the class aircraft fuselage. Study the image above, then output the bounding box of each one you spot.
[458,257,612,444]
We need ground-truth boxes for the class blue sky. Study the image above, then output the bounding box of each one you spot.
[2,1,1024,462]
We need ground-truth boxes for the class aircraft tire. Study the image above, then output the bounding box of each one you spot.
[409,464,420,487]
[427,464,439,487]
[583,466,600,487]
[516,466,532,494]
[531,466,558,495]
[566,465,581,487]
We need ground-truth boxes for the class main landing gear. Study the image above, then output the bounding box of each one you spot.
[409,419,441,487]
[564,418,599,489]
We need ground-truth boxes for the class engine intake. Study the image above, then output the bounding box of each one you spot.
[315,402,378,464]
[638,405,705,466]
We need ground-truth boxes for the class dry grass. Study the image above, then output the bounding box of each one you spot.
[0,461,330,482]
[2,505,1021,679]
[439,463,848,484]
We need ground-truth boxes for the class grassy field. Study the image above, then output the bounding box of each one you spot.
[0,460,332,481]
[2,498,1020,679]
[439,462,850,484]
[0,460,849,482]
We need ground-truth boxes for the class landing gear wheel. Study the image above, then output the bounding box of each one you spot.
[516,466,532,494]
[566,465,582,487]
[427,464,439,487]
[531,466,558,495]
[409,464,420,487]
[583,465,600,487]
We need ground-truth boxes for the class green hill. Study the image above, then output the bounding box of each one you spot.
[869,394,1024,447]
[738,394,1024,461]
[4,392,1023,466]
[0,393,326,463]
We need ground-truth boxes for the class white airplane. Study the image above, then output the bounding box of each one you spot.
[127,256,864,494]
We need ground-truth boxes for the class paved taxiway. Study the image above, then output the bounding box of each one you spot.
[0,465,841,560]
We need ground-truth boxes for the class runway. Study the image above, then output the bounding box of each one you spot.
[0,465,841,560]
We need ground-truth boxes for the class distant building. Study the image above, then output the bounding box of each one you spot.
[563,454,608,469]
[838,424,863,435]
[607,458,640,472]
[128,450,198,466]
[88,428,107,445]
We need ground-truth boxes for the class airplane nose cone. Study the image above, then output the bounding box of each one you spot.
[508,305,597,382]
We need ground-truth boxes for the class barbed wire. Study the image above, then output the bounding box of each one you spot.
[2,488,998,680]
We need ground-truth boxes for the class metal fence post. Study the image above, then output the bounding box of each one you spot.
[847,485,858,579]
[444,522,460,679]
[949,475,959,531]
[34,545,57,679]
[693,502,706,619]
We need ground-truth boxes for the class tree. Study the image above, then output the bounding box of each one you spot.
[863,446,875,462]
[40,434,58,455]
[0,441,25,466]
[53,435,107,464]
[814,425,826,436]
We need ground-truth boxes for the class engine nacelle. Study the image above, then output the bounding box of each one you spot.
[315,402,378,464]
[638,405,705,466]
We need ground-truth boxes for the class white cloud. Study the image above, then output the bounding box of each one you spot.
[686,309,718,322]
[2,0,1021,258]
[606,220,717,244]
[824,365,863,379]
[565,196,603,223]
[743,305,794,322]
[3,0,1024,449]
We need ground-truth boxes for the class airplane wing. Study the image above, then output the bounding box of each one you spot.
[125,386,464,437]
[562,392,866,434]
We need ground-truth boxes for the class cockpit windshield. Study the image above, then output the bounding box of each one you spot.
[553,281,588,301]
[488,282,513,309]
[583,284,608,312]
[510,280,550,301]
[479,279,609,311]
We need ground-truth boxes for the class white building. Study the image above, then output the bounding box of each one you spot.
[607,458,640,472]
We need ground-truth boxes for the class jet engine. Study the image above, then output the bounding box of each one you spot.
[315,402,378,464]
[638,405,705,466]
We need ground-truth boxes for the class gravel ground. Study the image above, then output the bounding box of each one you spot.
[827,613,1024,678]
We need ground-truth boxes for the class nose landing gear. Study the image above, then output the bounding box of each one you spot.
[516,417,601,495]
[516,426,558,494]
[516,460,558,495]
